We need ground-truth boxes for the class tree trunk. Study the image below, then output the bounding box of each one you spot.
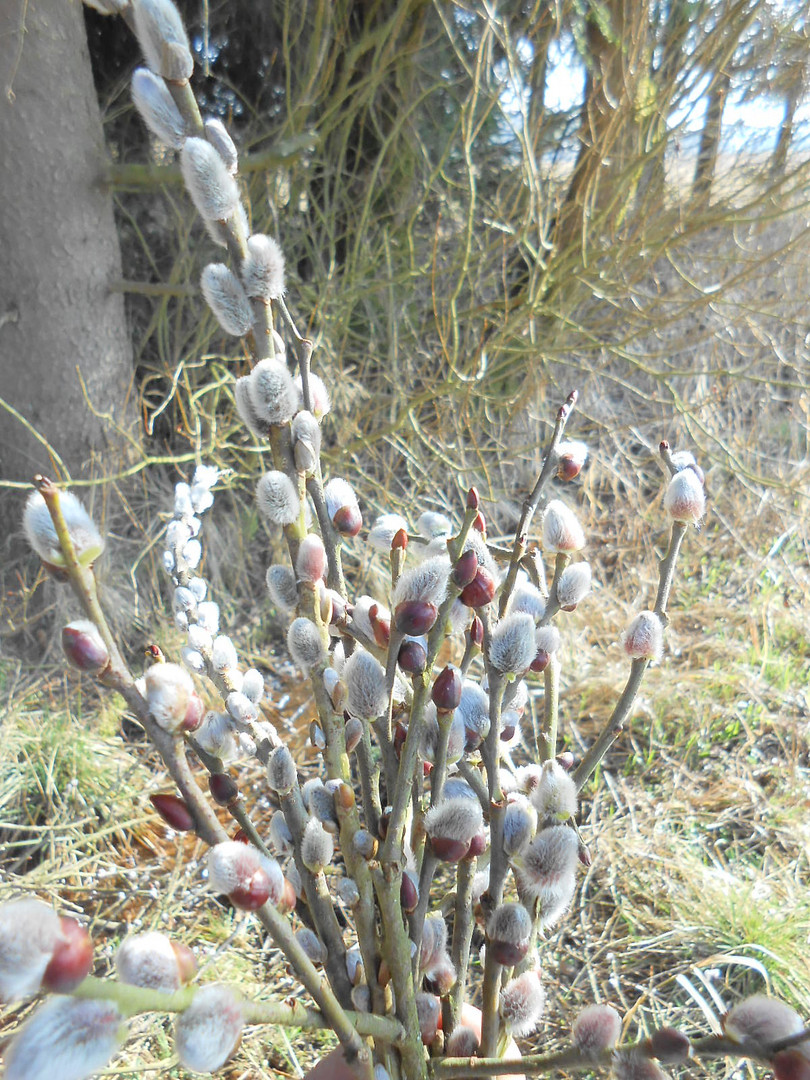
[692,67,731,200]
[0,0,135,496]
[553,0,649,260]
[770,76,803,180]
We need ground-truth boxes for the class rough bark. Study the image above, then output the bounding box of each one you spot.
[0,0,135,497]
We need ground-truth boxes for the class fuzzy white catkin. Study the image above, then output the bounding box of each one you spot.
[296,538,326,587]
[115,931,181,992]
[423,797,483,842]
[324,477,358,518]
[457,680,490,744]
[235,376,269,437]
[531,760,578,823]
[256,471,300,526]
[211,634,238,672]
[3,997,125,1080]
[724,995,804,1045]
[417,510,452,538]
[622,610,664,660]
[535,625,561,655]
[508,580,546,621]
[296,372,330,418]
[664,467,706,524]
[181,138,240,222]
[489,613,537,674]
[266,746,297,794]
[572,1004,622,1055]
[269,810,294,854]
[392,555,450,607]
[175,984,244,1073]
[291,411,322,474]
[131,0,193,80]
[343,649,388,721]
[367,513,409,552]
[0,898,61,1001]
[266,564,298,611]
[502,798,537,857]
[500,970,545,1038]
[204,117,238,173]
[301,817,334,872]
[241,668,264,704]
[287,618,325,672]
[248,359,298,426]
[196,601,220,635]
[200,264,253,337]
[556,562,592,608]
[542,499,586,553]
[144,663,193,732]
[242,234,286,300]
[131,68,187,148]
[488,902,532,948]
[24,490,104,568]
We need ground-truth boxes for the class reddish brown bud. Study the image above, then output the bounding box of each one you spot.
[393,722,408,759]
[557,454,582,482]
[333,504,363,537]
[391,527,409,550]
[278,877,297,914]
[344,717,363,753]
[230,871,271,911]
[401,870,419,912]
[395,600,438,636]
[150,793,195,832]
[578,843,592,867]
[453,549,479,589]
[182,691,205,733]
[398,638,427,674]
[471,511,486,535]
[531,649,550,672]
[466,831,487,859]
[467,487,480,510]
[42,917,94,992]
[470,615,484,646]
[209,773,239,806]
[61,621,109,673]
[432,665,462,713]
[460,568,496,608]
[557,751,575,771]
[429,835,471,863]
[333,782,356,812]
[773,1051,810,1080]
[649,1027,691,1063]
[233,828,248,843]
[170,941,198,984]
[500,715,517,742]
[368,603,391,648]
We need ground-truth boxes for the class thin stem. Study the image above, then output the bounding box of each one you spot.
[539,654,560,763]
[433,1032,794,1078]
[572,658,649,792]
[280,783,352,1005]
[572,513,689,792]
[498,391,578,617]
[447,858,476,1035]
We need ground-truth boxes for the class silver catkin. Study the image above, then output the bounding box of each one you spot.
[242,234,286,300]
[131,68,187,148]
[200,264,254,337]
[131,0,193,80]
[181,138,240,222]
